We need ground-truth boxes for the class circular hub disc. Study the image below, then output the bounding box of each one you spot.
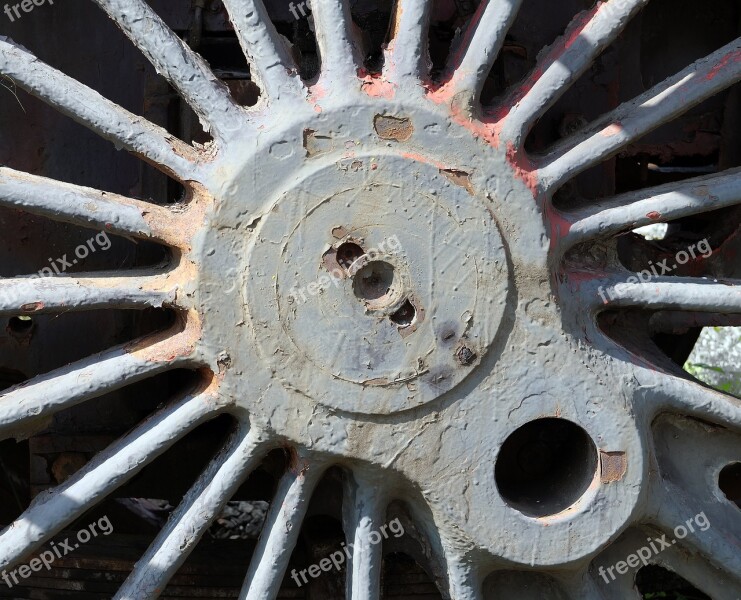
[247,154,508,413]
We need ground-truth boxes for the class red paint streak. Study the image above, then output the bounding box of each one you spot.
[400,151,449,171]
[446,0,489,73]
[601,122,624,137]
[309,82,328,101]
[706,49,741,81]
[504,140,539,197]
[358,69,397,99]
[546,205,574,250]
[646,211,661,220]
[485,5,599,122]
[563,3,601,49]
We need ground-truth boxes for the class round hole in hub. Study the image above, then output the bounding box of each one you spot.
[8,316,34,334]
[336,242,365,270]
[390,299,416,327]
[495,418,598,517]
[352,261,396,303]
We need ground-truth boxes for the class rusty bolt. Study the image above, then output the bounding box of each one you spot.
[456,345,477,366]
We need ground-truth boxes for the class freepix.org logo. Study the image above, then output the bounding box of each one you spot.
[2,515,113,588]
[3,0,55,23]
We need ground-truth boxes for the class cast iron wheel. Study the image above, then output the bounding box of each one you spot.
[0,0,739,598]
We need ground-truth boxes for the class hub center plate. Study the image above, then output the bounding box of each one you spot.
[246,154,509,413]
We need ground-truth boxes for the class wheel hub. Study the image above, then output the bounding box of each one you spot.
[245,153,509,413]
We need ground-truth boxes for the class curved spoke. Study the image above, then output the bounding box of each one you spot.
[222,0,305,102]
[560,569,615,599]
[0,384,226,570]
[240,457,326,600]
[564,168,741,248]
[539,39,741,192]
[383,0,432,89]
[91,0,245,142]
[655,544,737,600]
[312,0,362,90]
[447,556,483,600]
[648,480,741,585]
[637,369,741,432]
[443,0,523,109]
[498,0,649,147]
[0,327,202,438]
[0,273,180,315]
[582,275,741,312]
[343,475,386,600]
[0,167,187,246]
[0,38,197,182]
[115,425,268,600]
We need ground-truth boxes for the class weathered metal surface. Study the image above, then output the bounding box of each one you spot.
[0,0,738,598]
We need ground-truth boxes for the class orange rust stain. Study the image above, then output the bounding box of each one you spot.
[646,211,661,220]
[124,309,201,362]
[20,302,44,313]
[600,451,627,483]
[440,168,474,195]
[374,114,414,142]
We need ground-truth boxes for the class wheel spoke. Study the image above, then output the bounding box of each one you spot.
[655,545,738,600]
[312,0,362,89]
[115,425,268,600]
[443,0,523,109]
[0,384,225,570]
[91,0,245,142]
[0,327,202,438]
[564,168,741,247]
[343,475,386,600]
[583,275,741,312]
[0,167,187,246]
[222,0,305,102]
[0,273,181,315]
[498,0,649,147]
[447,556,483,600]
[383,0,432,89]
[637,369,741,432]
[0,38,197,182]
[240,456,326,600]
[560,569,617,599]
[649,479,741,585]
[539,39,741,192]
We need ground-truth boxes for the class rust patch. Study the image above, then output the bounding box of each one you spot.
[20,301,44,313]
[646,211,661,220]
[374,114,413,142]
[440,168,475,195]
[600,451,627,483]
[331,226,349,239]
[303,129,333,157]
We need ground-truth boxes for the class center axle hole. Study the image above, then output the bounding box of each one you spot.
[352,261,395,302]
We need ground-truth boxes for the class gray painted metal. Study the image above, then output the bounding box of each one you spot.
[0,0,739,597]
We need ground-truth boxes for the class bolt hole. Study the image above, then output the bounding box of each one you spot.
[495,418,597,517]
[8,316,34,334]
[336,242,365,270]
[390,299,416,327]
[719,462,741,508]
[353,261,395,302]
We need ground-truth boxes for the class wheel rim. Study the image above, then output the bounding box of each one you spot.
[0,0,739,598]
